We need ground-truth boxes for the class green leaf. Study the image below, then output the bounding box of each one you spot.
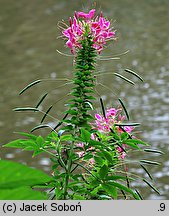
[101,150,114,163]
[89,139,104,147]
[121,132,129,140]
[46,131,59,142]
[72,194,86,200]
[114,73,135,85]
[3,138,46,157]
[109,182,140,200]
[99,164,108,179]
[0,187,47,200]
[36,136,44,147]
[80,128,91,142]
[106,175,133,181]
[102,184,117,199]
[14,132,37,140]
[65,109,78,115]
[125,139,150,146]
[94,156,104,166]
[3,139,36,149]
[32,149,45,157]
[60,134,75,141]
[124,141,141,150]
[19,80,41,95]
[0,160,52,189]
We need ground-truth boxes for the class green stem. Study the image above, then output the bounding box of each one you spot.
[62,37,97,199]
[67,37,97,129]
[63,136,75,199]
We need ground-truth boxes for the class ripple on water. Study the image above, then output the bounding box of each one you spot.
[39,158,50,166]
[5,153,15,159]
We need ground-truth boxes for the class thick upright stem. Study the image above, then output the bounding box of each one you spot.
[68,37,97,129]
[62,37,97,199]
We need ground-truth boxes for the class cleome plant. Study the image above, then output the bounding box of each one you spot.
[1,9,163,200]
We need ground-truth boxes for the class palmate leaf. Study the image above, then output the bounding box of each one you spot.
[3,138,45,157]
[3,139,35,149]
[0,160,52,189]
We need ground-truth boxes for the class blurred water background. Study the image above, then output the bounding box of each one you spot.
[0,0,169,199]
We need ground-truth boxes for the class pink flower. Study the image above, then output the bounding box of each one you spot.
[62,9,116,54]
[87,146,95,151]
[95,107,134,136]
[116,144,127,159]
[76,143,84,148]
[124,126,134,133]
[95,108,120,133]
[93,107,135,160]
[118,151,126,159]
[106,108,118,118]
[95,114,103,121]
[89,158,95,164]
[77,151,85,158]
[77,9,95,19]
[91,133,96,140]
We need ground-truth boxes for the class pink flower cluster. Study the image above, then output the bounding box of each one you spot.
[95,108,133,134]
[95,107,134,159]
[63,9,116,54]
